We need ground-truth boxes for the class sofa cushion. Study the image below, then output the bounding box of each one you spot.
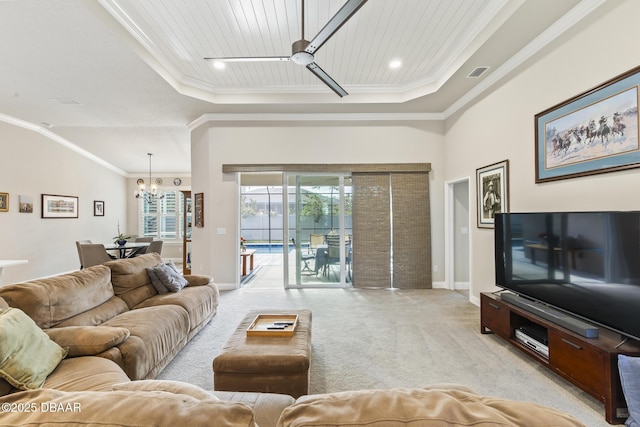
[113,379,219,401]
[0,388,258,427]
[54,295,130,327]
[215,390,295,427]
[45,325,130,357]
[107,253,164,308]
[186,274,215,286]
[102,305,190,380]
[43,356,131,392]
[276,388,586,427]
[0,265,116,328]
[0,308,68,390]
[618,354,640,427]
[134,284,219,332]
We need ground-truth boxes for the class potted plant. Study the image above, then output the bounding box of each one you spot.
[113,222,131,246]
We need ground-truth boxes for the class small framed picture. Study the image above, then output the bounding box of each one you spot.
[94,200,105,216]
[0,192,8,212]
[19,195,33,213]
[42,194,79,219]
[476,160,509,229]
[194,192,204,227]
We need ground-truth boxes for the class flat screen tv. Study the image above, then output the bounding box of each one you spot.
[494,211,640,343]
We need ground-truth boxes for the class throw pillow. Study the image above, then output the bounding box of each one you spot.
[154,263,189,292]
[147,266,170,294]
[0,308,68,390]
[112,380,219,401]
[619,355,640,426]
[147,260,186,294]
[45,326,130,357]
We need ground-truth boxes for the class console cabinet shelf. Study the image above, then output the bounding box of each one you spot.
[480,292,640,424]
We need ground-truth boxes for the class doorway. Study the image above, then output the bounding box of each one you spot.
[445,178,471,291]
[239,172,352,288]
[284,173,352,288]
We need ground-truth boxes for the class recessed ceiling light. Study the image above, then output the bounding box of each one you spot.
[389,60,402,69]
[213,61,226,70]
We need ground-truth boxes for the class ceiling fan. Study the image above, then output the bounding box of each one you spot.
[204,0,368,97]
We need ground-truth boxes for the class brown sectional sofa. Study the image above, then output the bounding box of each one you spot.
[0,255,587,426]
[0,253,217,380]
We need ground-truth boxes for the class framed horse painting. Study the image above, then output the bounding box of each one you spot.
[535,65,640,183]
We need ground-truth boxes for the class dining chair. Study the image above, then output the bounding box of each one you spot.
[128,236,154,256]
[79,244,114,268]
[145,240,163,256]
[75,240,92,269]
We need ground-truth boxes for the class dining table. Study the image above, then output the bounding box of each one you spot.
[104,242,150,259]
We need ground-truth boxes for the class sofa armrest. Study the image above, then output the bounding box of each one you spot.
[184,274,214,287]
[45,326,130,357]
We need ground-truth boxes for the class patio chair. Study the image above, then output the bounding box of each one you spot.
[298,233,325,274]
[308,234,325,253]
[325,234,352,281]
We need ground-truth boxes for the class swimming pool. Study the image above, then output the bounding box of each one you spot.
[244,243,298,254]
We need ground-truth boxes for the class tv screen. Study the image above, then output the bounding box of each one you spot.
[494,211,640,342]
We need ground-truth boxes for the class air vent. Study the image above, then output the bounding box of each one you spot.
[467,66,490,78]
[50,98,82,105]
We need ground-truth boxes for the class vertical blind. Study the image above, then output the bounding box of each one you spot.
[391,172,431,288]
[352,172,431,289]
[352,173,392,287]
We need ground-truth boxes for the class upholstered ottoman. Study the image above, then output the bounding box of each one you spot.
[213,309,312,398]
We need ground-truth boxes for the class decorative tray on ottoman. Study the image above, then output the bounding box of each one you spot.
[246,314,299,337]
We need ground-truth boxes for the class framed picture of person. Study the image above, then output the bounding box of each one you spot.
[94,200,105,216]
[476,160,509,228]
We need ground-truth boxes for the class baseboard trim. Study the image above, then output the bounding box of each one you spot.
[216,282,238,291]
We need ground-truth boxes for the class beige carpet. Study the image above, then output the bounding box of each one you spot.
[157,287,610,426]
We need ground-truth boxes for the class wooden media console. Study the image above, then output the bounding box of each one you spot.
[481,291,640,424]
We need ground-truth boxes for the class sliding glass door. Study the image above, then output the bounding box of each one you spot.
[284,173,352,288]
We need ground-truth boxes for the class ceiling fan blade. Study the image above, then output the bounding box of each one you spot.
[306,62,348,97]
[306,0,368,55]
[204,56,290,63]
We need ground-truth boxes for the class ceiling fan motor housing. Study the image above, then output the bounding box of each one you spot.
[291,39,314,65]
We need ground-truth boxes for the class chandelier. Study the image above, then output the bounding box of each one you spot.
[135,153,165,202]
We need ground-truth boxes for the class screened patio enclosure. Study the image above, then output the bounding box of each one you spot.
[231,163,432,289]
[240,174,352,287]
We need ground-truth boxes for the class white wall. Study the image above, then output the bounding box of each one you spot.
[190,121,445,288]
[0,121,128,284]
[444,0,640,303]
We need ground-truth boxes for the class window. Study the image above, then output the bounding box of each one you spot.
[139,190,185,241]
